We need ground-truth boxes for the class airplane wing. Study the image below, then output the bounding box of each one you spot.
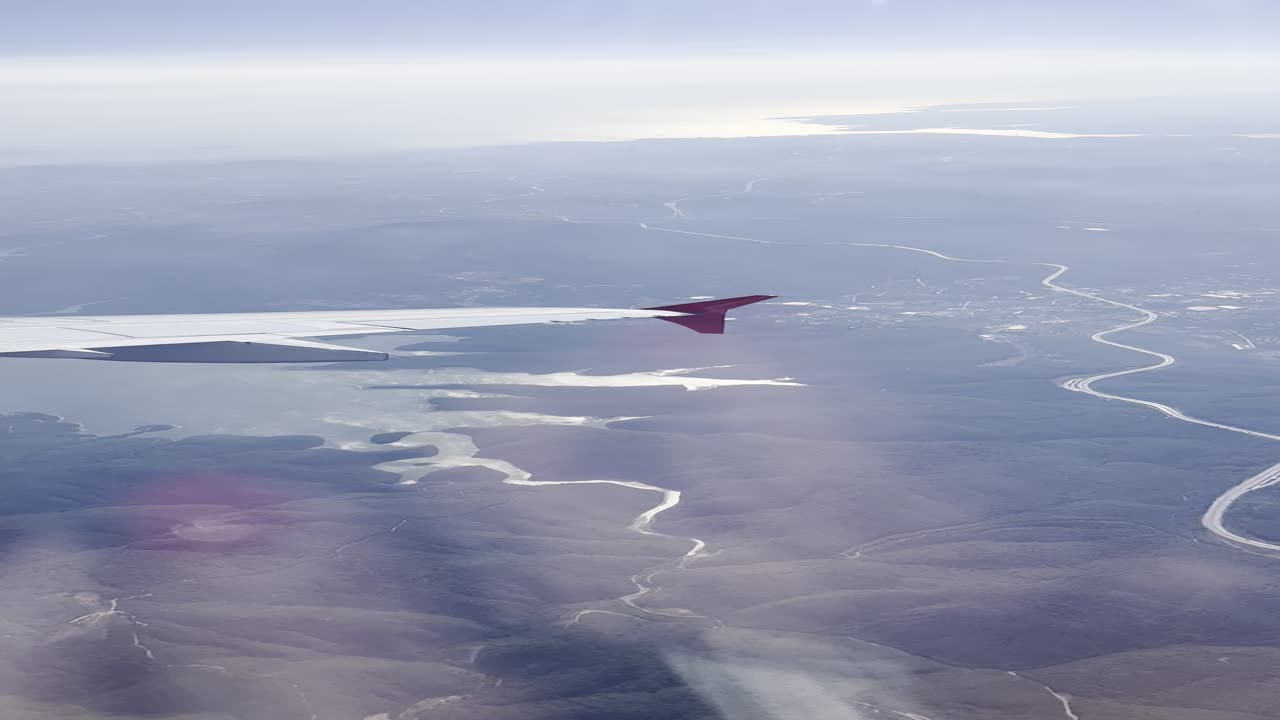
[0,295,774,363]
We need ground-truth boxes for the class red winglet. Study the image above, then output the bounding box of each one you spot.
[644,295,776,334]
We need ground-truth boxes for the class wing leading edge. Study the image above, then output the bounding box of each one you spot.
[0,295,774,363]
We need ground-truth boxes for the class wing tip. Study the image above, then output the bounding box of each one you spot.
[644,295,776,334]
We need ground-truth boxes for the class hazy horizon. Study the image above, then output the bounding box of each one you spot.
[3,50,1278,165]
[2,1,1278,164]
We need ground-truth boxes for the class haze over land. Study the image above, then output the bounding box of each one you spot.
[3,1,1279,164]
[3,2,1280,719]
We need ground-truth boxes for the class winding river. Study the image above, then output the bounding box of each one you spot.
[630,191,1280,554]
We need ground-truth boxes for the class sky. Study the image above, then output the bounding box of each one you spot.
[4,1,1279,56]
[2,1,1278,163]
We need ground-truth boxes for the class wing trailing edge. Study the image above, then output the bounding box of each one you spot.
[0,337,388,363]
